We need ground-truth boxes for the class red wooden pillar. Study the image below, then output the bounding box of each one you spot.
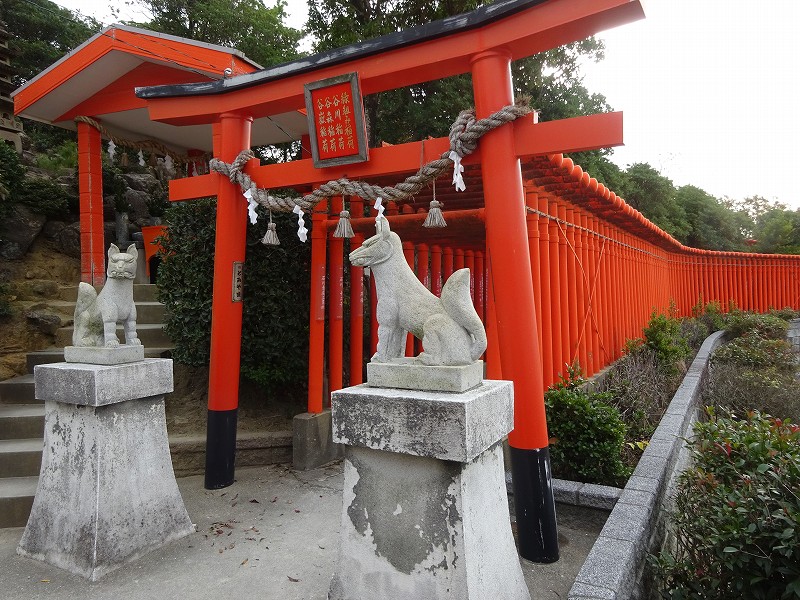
[443,247,454,281]
[465,250,475,300]
[475,251,486,324]
[431,245,443,297]
[559,204,580,365]
[572,208,588,375]
[557,202,571,376]
[418,243,431,354]
[328,196,344,394]
[585,216,601,375]
[537,195,554,387]
[205,112,252,489]
[485,255,502,379]
[77,121,106,286]
[454,248,465,271]
[471,48,556,562]
[349,198,365,385]
[403,241,415,356]
[548,198,563,382]
[581,213,600,376]
[307,199,329,414]
[526,191,544,380]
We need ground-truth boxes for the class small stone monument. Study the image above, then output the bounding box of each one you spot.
[329,218,530,599]
[18,244,194,581]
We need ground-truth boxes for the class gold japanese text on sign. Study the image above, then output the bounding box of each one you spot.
[304,73,368,168]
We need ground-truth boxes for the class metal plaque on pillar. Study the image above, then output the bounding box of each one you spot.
[304,72,368,168]
[232,262,244,302]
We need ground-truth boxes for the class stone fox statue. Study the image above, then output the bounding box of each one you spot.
[72,243,141,348]
[349,217,487,366]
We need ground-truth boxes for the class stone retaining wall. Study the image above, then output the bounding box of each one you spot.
[566,330,726,600]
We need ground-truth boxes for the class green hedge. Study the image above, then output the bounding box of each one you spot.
[545,385,630,487]
[156,198,311,392]
[654,411,800,598]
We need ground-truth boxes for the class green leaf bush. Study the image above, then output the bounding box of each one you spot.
[653,410,800,599]
[156,198,311,393]
[545,385,630,487]
[725,311,789,341]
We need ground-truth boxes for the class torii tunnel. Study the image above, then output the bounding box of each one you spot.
[13,0,800,565]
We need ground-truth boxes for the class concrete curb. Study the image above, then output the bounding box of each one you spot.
[567,330,726,600]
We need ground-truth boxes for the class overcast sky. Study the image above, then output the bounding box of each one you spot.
[54,0,800,208]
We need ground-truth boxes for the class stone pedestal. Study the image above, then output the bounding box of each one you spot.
[329,381,530,600]
[18,359,194,581]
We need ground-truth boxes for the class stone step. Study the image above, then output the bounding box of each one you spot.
[46,300,166,324]
[0,431,294,529]
[0,405,44,439]
[26,347,173,372]
[59,283,160,303]
[0,438,42,477]
[0,476,37,529]
[0,375,36,405]
[56,323,171,348]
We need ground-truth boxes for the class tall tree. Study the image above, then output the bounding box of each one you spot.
[305,0,613,149]
[674,185,748,251]
[132,0,303,68]
[0,0,101,86]
[618,162,688,239]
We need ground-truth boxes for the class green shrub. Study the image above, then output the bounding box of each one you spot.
[714,332,796,372]
[653,410,800,598]
[599,343,676,444]
[706,331,799,420]
[679,317,710,350]
[156,198,311,392]
[15,176,75,218]
[771,307,800,322]
[725,311,789,341]
[0,142,26,219]
[35,139,78,173]
[692,299,727,333]
[545,386,630,487]
[644,310,691,372]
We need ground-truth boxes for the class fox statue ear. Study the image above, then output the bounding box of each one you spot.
[126,243,138,259]
[108,243,120,258]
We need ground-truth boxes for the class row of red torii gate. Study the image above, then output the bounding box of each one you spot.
[13,0,800,563]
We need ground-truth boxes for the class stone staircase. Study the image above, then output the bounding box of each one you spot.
[0,284,172,528]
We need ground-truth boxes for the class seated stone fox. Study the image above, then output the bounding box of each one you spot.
[72,243,141,348]
[349,217,487,366]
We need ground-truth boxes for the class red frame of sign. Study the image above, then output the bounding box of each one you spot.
[304,72,369,168]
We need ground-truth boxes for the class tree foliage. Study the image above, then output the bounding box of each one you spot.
[0,0,101,86]
[306,0,612,147]
[132,0,303,68]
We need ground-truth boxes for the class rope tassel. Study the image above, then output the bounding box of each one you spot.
[261,213,280,246]
[423,200,447,228]
[333,210,355,238]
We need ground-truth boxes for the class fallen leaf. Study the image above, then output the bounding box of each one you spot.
[271,496,278,503]
[294,509,301,513]
[288,576,300,583]
[249,499,260,504]
[40,580,50,583]
[241,559,248,567]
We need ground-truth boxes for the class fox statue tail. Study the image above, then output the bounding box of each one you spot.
[440,269,488,361]
[72,282,98,346]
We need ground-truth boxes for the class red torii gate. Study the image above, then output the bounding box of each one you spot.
[137,0,644,562]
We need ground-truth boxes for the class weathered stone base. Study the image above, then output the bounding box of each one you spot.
[329,443,529,600]
[292,410,343,471]
[366,358,483,392]
[329,380,528,599]
[64,344,145,365]
[18,360,193,581]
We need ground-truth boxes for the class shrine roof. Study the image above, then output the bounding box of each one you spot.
[137,0,548,100]
[11,25,306,151]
